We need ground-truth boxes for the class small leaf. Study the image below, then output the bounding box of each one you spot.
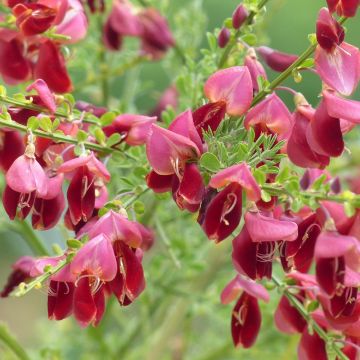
[106,133,121,147]
[66,239,83,249]
[39,116,52,132]
[242,33,257,46]
[260,190,272,203]
[307,300,319,312]
[27,116,40,131]
[344,202,356,217]
[134,201,145,214]
[76,130,88,142]
[100,112,116,127]
[200,152,221,172]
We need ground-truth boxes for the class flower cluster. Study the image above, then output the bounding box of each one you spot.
[103,0,174,59]
[0,0,88,92]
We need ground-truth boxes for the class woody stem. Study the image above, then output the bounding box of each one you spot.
[271,275,349,360]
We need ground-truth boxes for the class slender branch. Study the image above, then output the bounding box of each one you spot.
[272,275,348,360]
[218,0,270,68]
[14,220,49,257]
[261,183,360,206]
[0,118,116,154]
[0,323,30,360]
[0,95,98,125]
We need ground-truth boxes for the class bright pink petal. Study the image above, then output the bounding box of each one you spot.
[245,211,298,242]
[204,66,253,116]
[26,79,56,113]
[209,163,261,201]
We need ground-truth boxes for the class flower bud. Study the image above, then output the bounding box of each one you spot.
[232,4,249,29]
[257,46,298,72]
[218,27,230,48]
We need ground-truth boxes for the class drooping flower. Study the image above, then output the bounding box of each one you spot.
[314,9,360,96]
[57,153,110,225]
[256,46,298,72]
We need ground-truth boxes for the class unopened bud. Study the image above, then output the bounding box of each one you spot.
[218,27,230,48]
[257,46,298,72]
[232,4,249,29]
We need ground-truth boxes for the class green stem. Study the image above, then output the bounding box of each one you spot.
[14,220,49,256]
[0,323,30,360]
[0,118,115,154]
[0,95,98,125]
[218,0,270,68]
[261,183,360,206]
[272,275,348,360]
[13,259,68,297]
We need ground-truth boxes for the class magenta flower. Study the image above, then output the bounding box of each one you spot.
[0,131,25,172]
[326,0,359,17]
[244,48,268,93]
[232,4,249,29]
[57,153,110,225]
[316,8,344,51]
[231,292,262,348]
[245,92,292,137]
[287,95,329,168]
[298,328,327,360]
[1,256,36,297]
[209,163,261,201]
[138,8,175,60]
[26,79,56,114]
[103,114,157,146]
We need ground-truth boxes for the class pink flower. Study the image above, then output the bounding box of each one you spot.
[26,79,56,113]
[194,67,253,137]
[256,46,298,72]
[326,0,359,17]
[103,114,157,146]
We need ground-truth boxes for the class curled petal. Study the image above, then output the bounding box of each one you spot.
[48,281,74,321]
[209,163,261,201]
[221,274,269,304]
[245,211,298,242]
[26,79,56,113]
[323,89,360,123]
[204,66,253,116]
[146,170,173,193]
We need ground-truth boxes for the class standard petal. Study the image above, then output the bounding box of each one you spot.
[204,66,253,116]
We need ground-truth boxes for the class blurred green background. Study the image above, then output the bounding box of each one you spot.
[1,0,360,359]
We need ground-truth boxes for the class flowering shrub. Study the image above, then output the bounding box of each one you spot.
[1,0,360,359]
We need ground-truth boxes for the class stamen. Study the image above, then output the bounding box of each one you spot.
[256,242,276,263]
[233,304,247,326]
[220,193,237,225]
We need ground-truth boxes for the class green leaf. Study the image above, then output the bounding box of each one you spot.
[134,201,145,214]
[260,190,272,203]
[307,300,319,312]
[106,133,121,147]
[311,174,327,191]
[66,239,83,249]
[206,32,217,51]
[39,116,52,132]
[344,202,356,217]
[241,33,257,46]
[200,152,221,172]
[27,116,40,131]
[100,112,116,127]
[300,58,314,68]
[253,169,266,185]
[94,128,106,145]
[223,17,233,29]
[276,165,291,183]
[0,85,6,97]
[76,130,88,142]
